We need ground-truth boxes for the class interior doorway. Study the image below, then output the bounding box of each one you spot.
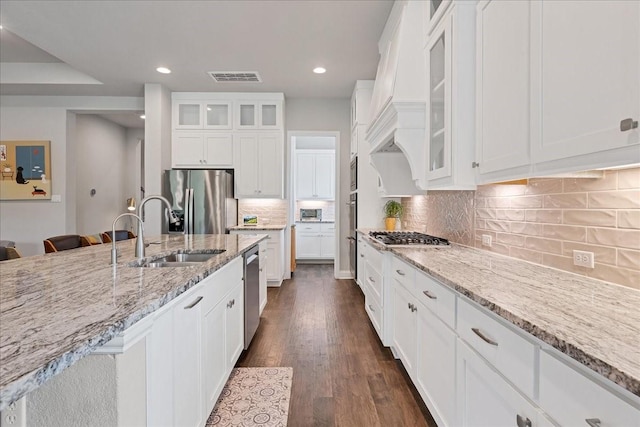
[288,131,339,278]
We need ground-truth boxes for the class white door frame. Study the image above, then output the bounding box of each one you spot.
[287,130,340,279]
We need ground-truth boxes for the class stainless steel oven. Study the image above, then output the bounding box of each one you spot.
[348,192,357,278]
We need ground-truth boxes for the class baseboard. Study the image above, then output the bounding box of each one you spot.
[336,270,354,280]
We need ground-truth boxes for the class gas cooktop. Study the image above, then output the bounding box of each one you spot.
[369,231,450,246]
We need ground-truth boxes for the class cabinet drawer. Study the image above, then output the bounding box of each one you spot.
[364,286,383,339]
[539,350,640,427]
[415,270,456,330]
[365,260,383,307]
[365,243,383,272]
[297,223,321,233]
[457,298,536,399]
[391,256,415,290]
[320,223,335,232]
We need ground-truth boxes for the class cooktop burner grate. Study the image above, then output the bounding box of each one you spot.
[369,231,450,246]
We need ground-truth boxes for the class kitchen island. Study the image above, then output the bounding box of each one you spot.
[0,233,265,412]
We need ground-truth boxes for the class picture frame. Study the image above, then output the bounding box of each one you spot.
[0,140,52,201]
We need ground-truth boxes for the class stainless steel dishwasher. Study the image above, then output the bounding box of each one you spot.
[244,245,260,349]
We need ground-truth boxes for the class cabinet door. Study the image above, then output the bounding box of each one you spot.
[266,244,279,281]
[257,133,283,198]
[225,282,244,368]
[204,101,232,130]
[296,233,320,259]
[235,134,259,197]
[356,235,365,287]
[203,133,234,167]
[175,102,203,129]
[426,16,451,181]
[295,153,316,199]
[173,291,204,427]
[259,102,281,129]
[531,1,640,164]
[201,297,227,417]
[416,303,456,427]
[236,102,258,129]
[320,233,334,258]
[476,0,531,177]
[147,306,175,426]
[172,132,204,167]
[456,339,539,427]
[314,153,335,199]
[392,281,417,375]
[259,243,268,313]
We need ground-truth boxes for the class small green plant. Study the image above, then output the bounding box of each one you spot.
[383,200,403,218]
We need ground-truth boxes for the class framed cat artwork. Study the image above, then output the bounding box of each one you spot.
[0,140,52,201]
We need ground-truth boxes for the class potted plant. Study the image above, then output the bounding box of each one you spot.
[383,200,403,231]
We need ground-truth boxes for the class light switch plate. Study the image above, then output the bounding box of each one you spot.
[51,194,62,203]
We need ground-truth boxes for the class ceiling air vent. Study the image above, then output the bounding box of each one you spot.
[208,71,262,83]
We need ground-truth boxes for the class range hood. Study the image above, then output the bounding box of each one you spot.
[366,1,428,196]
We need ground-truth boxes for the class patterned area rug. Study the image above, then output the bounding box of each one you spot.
[206,367,293,427]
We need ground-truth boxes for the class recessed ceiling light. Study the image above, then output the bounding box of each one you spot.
[156,67,171,74]
[140,114,146,119]
[313,67,326,74]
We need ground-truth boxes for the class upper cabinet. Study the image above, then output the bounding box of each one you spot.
[350,81,374,159]
[235,101,283,130]
[424,1,476,190]
[235,133,284,198]
[475,0,640,183]
[174,101,233,130]
[295,150,335,200]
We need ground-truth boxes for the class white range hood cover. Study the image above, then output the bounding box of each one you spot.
[366,1,428,195]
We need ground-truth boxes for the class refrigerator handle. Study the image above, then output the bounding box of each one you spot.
[184,188,191,235]
[188,188,195,234]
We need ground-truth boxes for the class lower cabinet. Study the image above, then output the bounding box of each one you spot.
[231,229,284,286]
[392,280,417,374]
[258,240,268,313]
[456,339,543,427]
[295,223,335,259]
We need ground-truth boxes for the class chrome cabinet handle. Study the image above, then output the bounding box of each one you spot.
[407,302,412,310]
[396,269,405,276]
[471,327,498,346]
[368,304,375,312]
[516,414,532,427]
[411,304,417,312]
[585,419,601,427]
[368,276,375,283]
[360,254,364,258]
[184,296,203,309]
[620,118,638,131]
[423,290,437,300]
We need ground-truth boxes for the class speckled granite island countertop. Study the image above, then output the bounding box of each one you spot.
[360,231,640,398]
[0,233,266,410]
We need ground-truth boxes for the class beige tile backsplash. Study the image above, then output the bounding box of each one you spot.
[403,168,640,290]
[238,199,288,226]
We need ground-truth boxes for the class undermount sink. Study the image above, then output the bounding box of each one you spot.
[135,249,226,268]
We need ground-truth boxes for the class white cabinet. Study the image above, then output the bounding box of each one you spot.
[173,288,204,427]
[235,100,283,130]
[530,0,640,172]
[231,229,284,286]
[475,0,532,182]
[456,339,541,427]
[258,241,268,314]
[201,290,226,421]
[224,281,244,369]
[173,100,233,130]
[392,278,417,374]
[235,133,283,198]
[539,350,640,427]
[172,132,234,168]
[350,80,374,158]
[356,233,366,287]
[295,151,335,200]
[295,222,335,259]
[424,2,476,190]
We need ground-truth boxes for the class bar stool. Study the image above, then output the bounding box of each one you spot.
[0,246,21,260]
[101,230,136,243]
[43,235,90,253]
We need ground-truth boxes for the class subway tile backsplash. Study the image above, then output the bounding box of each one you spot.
[402,168,640,290]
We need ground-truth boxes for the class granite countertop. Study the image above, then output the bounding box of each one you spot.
[0,233,265,410]
[358,230,640,398]
[229,224,286,230]
[294,221,335,224]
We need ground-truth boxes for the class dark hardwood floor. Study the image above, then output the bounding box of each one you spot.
[237,264,437,427]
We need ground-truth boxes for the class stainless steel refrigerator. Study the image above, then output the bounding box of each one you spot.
[162,169,237,234]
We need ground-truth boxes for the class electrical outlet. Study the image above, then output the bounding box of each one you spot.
[573,250,595,268]
[1,396,26,427]
[482,234,492,247]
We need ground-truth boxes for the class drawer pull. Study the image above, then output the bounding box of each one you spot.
[411,304,417,313]
[184,296,203,309]
[585,419,601,427]
[396,269,405,276]
[368,304,375,312]
[368,276,375,283]
[471,327,498,346]
[423,290,437,300]
[516,415,532,427]
[360,254,364,258]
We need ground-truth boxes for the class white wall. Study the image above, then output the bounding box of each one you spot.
[0,96,143,255]
[285,98,351,278]
[75,114,132,235]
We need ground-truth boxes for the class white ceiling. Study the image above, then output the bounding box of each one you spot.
[0,0,393,100]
